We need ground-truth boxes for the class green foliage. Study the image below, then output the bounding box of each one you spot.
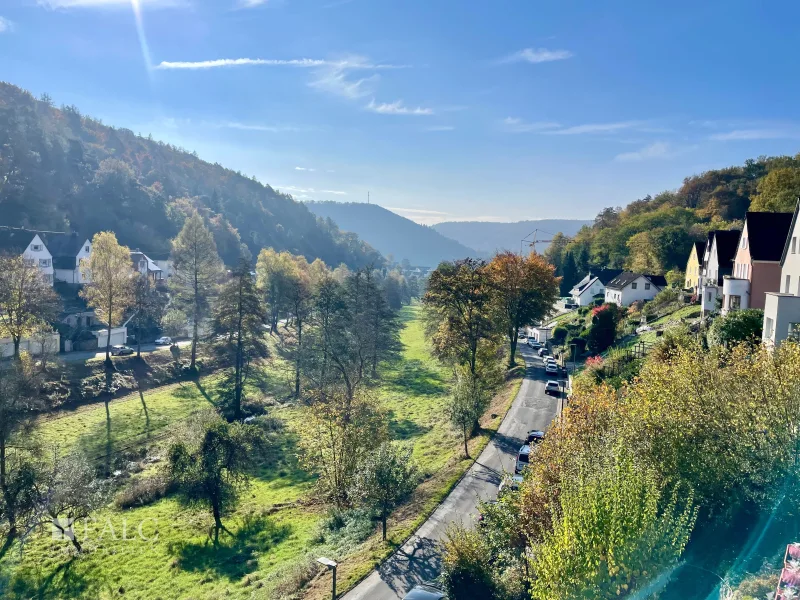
[551,326,567,343]
[749,167,800,212]
[707,308,764,347]
[446,370,491,458]
[167,415,265,542]
[0,82,383,269]
[161,308,187,338]
[529,449,696,600]
[587,303,623,354]
[441,523,499,600]
[353,442,417,540]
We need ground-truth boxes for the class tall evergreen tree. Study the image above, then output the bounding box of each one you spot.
[170,212,222,370]
[560,250,578,297]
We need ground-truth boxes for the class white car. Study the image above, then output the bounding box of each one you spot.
[515,445,531,473]
[545,363,558,375]
[155,336,172,345]
[498,474,524,495]
[110,345,134,356]
[545,380,560,395]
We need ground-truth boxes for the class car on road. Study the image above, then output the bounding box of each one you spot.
[515,444,531,473]
[154,336,172,345]
[538,347,549,356]
[403,582,448,599]
[528,339,541,348]
[110,345,134,356]
[499,473,524,495]
[527,429,545,444]
[545,380,560,395]
[545,363,558,375]
[564,301,578,309]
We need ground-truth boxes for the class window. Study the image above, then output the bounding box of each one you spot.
[729,295,741,310]
[31,244,42,251]
[631,282,637,290]
[707,292,713,302]
[39,259,51,268]
[84,245,90,252]
[793,237,797,254]
[790,323,800,341]
[787,275,792,294]
[645,283,651,290]
[765,317,774,339]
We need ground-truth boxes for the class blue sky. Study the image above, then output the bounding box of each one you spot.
[2,0,800,224]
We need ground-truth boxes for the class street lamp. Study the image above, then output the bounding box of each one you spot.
[316,557,338,599]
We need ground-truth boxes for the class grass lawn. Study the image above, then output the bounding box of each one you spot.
[0,304,522,600]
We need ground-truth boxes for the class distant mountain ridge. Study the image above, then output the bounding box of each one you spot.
[306,202,480,266]
[432,219,593,255]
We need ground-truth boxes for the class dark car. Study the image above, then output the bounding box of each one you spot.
[527,429,545,444]
[403,582,448,599]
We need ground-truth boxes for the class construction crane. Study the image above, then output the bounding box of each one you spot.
[521,229,564,254]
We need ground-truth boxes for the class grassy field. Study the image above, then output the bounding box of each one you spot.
[0,304,522,600]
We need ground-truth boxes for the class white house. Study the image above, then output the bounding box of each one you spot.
[130,250,163,282]
[0,228,54,284]
[699,229,741,314]
[763,200,800,347]
[604,272,667,307]
[570,269,623,306]
[48,233,93,285]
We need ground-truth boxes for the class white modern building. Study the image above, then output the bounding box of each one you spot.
[700,229,741,314]
[763,200,800,347]
[604,272,667,307]
[569,269,623,306]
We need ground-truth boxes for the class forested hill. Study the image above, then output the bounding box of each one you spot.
[543,153,800,293]
[307,201,480,266]
[0,82,382,267]
[432,219,592,255]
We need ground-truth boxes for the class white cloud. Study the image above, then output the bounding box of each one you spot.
[0,16,14,32]
[546,120,646,135]
[502,117,561,133]
[39,0,180,7]
[310,70,380,99]
[709,128,800,141]
[238,0,267,6]
[221,121,309,133]
[614,142,672,162]
[500,47,573,64]
[155,57,332,70]
[295,166,316,171]
[365,99,433,116]
[322,190,347,195]
[278,185,346,197]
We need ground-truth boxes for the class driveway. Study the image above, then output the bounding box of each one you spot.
[342,343,561,600]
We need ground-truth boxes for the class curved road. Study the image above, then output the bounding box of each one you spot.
[343,343,561,600]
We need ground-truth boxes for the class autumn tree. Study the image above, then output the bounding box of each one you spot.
[211,260,268,420]
[170,212,223,370]
[0,254,61,359]
[167,416,264,543]
[285,260,314,397]
[354,442,417,541]
[255,248,295,333]
[130,275,165,357]
[447,370,491,458]
[488,251,560,367]
[749,167,800,212]
[424,258,496,377]
[80,232,135,366]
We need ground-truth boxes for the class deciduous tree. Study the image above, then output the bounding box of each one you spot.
[749,167,800,213]
[0,254,61,359]
[80,231,135,366]
[170,212,223,370]
[447,370,490,458]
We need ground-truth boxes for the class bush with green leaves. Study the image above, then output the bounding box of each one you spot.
[441,523,499,600]
[707,308,764,348]
[551,326,567,343]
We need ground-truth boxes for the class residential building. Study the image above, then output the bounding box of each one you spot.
[47,232,93,285]
[569,268,623,306]
[721,211,793,315]
[763,201,800,347]
[150,255,173,279]
[130,250,163,282]
[684,241,706,293]
[604,272,667,307]
[700,230,741,314]
[0,227,55,284]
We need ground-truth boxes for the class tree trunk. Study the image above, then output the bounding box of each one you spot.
[190,312,198,370]
[382,507,387,541]
[191,266,199,370]
[136,322,142,358]
[234,278,245,419]
[105,297,113,367]
[0,437,17,541]
[12,337,20,360]
[212,502,223,544]
[295,319,302,398]
[508,327,517,368]
[463,428,470,459]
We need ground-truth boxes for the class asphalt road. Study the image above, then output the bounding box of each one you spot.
[342,343,561,600]
[60,339,191,362]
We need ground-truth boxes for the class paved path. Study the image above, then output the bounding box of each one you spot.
[60,340,191,362]
[343,344,561,600]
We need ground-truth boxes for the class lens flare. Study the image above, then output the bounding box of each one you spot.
[131,0,153,75]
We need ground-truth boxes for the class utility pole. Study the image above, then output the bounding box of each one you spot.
[367,191,370,204]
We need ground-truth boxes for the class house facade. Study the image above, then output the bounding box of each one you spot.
[700,230,741,314]
[721,212,793,315]
[131,251,163,282]
[763,201,800,346]
[604,272,667,307]
[49,233,93,285]
[569,268,623,306]
[684,241,706,293]
[0,229,55,284]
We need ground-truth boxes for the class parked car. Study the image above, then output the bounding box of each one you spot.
[528,339,541,348]
[515,444,531,473]
[538,347,549,356]
[564,301,578,309]
[154,336,172,345]
[403,582,448,600]
[545,380,560,395]
[498,473,524,495]
[527,429,545,444]
[545,363,558,375]
[110,345,134,356]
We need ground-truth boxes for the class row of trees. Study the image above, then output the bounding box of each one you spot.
[441,334,800,599]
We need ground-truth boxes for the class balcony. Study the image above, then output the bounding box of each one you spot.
[722,277,750,314]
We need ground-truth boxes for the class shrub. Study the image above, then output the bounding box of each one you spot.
[115,474,171,509]
[551,326,567,343]
[708,308,764,348]
[441,523,499,599]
